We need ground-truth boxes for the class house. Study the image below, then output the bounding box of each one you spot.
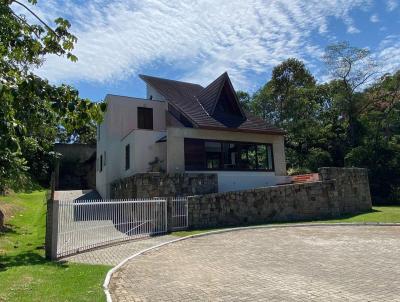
[96,72,287,198]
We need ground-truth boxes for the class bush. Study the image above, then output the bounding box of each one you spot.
[287,167,312,176]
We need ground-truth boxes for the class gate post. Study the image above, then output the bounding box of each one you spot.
[166,197,173,233]
[45,199,59,260]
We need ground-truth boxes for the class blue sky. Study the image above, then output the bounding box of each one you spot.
[18,0,400,102]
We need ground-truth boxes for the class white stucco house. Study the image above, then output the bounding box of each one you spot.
[96,72,287,198]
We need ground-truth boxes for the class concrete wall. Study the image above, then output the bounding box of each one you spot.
[146,84,166,101]
[96,95,168,198]
[188,171,290,193]
[187,167,372,229]
[110,173,218,198]
[121,130,167,177]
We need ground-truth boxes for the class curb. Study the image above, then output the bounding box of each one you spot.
[103,222,400,302]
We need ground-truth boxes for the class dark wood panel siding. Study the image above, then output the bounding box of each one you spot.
[184,138,206,170]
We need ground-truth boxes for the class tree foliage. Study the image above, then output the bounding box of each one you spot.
[244,44,400,204]
[0,0,105,191]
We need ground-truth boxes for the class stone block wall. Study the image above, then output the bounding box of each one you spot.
[319,167,372,214]
[111,173,218,199]
[188,167,371,229]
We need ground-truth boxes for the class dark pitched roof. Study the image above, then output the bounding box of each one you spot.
[196,72,227,114]
[139,73,285,135]
[197,72,246,119]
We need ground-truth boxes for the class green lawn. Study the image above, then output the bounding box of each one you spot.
[172,206,400,237]
[0,191,111,302]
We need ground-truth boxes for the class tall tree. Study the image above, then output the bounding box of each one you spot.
[0,0,104,191]
[255,58,316,124]
[323,42,378,147]
[251,59,331,171]
[346,71,400,203]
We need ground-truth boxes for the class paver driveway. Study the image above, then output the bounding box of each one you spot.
[109,225,400,302]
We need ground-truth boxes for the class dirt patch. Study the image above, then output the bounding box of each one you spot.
[0,202,23,225]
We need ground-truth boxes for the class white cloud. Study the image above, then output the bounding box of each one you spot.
[369,14,379,22]
[376,35,400,73]
[18,0,383,90]
[386,0,398,11]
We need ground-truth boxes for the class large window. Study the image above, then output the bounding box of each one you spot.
[137,107,153,130]
[184,138,274,171]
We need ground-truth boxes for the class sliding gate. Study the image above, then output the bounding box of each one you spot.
[56,198,167,258]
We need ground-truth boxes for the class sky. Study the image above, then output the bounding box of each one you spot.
[15,0,400,102]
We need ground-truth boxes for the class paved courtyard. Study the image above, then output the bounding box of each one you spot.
[64,235,176,265]
[109,225,400,302]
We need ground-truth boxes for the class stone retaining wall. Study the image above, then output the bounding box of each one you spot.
[319,167,371,214]
[111,173,218,199]
[187,167,372,229]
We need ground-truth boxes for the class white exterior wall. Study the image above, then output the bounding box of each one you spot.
[96,95,167,198]
[146,84,165,101]
[121,130,167,178]
[189,171,290,193]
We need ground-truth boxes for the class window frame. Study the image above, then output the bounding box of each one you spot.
[184,138,275,172]
[137,107,153,130]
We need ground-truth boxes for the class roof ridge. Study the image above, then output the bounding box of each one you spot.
[139,74,203,88]
[196,72,227,96]
[195,72,228,114]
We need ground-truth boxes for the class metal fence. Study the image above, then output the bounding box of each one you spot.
[171,197,188,230]
[56,198,167,258]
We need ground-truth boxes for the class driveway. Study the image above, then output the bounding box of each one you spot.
[109,225,400,301]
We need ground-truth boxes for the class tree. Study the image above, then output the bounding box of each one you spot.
[323,42,378,147]
[346,71,400,203]
[251,59,330,170]
[241,49,399,203]
[256,58,316,124]
[236,90,251,112]
[0,0,104,191]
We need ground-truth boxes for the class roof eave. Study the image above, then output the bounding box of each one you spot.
[197,125,287,135]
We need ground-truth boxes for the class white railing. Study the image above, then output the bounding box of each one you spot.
[56,198,167,258]
[171,197,188,230]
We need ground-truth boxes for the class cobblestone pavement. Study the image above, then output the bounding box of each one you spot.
[109,226,400,302]
[64,235,176,265]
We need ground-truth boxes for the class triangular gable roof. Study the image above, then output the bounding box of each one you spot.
[196,72,246,118]
[139,73,285,135]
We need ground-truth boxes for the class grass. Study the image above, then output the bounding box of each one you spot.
[172,206,400,237]
[0,191,111,302]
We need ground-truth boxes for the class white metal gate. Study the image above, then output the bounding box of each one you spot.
[171,197,188,230]
[56,198,167,258]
